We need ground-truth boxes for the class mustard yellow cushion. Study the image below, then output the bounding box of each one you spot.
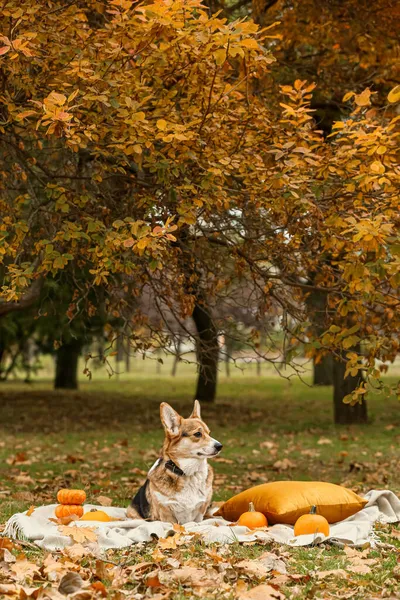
[216,481,367,525]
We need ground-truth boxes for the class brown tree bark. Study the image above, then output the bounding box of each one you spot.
[54,339,83,390]
[192,300,218,402]
[333,353,368,424]
[313,353,333,385]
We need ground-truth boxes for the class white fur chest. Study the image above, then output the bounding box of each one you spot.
[155,459,209,523]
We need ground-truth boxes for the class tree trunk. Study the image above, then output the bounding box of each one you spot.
[125,343,131,372]
[306,287,334,387]
[0,339,5,380]
[333,355,368,424]
[171,336,182,377]
[55,339,82,389]
[313,353,333,385]
[192,301,218,402]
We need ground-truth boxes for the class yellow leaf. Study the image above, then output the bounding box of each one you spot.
[240,38,259,49]
[26,506,35,516]
[136,238,149,250]
[370,161,385,174]
[156,119,167,131]
[68,89,79,103]
[343,91,355,102]
[214,48,227,66]
[387,85,400,104]
[354,89,371,107]
[49,92,67,106]
[376,146,387,155]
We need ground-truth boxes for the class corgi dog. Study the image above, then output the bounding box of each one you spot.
[126,400,222,524]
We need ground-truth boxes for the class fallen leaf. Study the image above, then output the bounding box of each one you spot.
[0,548,16,563]
[91,581,107,596]
[159,566,223,589]
[58,526,98,544]
[146,570,161,588]
[96,495,112,507]
[236,552,287,578]
[238,583,284,599]
[58,571,84,595]
[0,584,17,595]
[315,569,347,579]
[158,535,178,550]
[0,537,16,551]
[63,544,91,561]
[260,441,276,450]
[273,458,296,471]
[317,437,333,445]
[11,555,40,582]
[26,506,36,517]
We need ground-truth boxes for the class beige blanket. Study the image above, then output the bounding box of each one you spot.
[4,490,400,551]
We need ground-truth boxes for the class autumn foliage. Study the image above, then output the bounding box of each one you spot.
[0,0,399,406]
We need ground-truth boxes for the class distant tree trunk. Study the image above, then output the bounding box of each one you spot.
[171,336,182,377]
[313,353,333,385]
[55,339,82,389]
[0,339,5,380]
[193,300,218,402]
[125,342,131,372]
[306,287,334,386]
[333,352,367,424]
[224,335,234,378]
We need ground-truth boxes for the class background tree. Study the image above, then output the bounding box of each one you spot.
[1,0,399,420]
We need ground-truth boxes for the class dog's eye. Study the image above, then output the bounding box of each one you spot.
[182,432,189,437]
[194,432,202,438]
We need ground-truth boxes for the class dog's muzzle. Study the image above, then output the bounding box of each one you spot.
[213,441,223,454]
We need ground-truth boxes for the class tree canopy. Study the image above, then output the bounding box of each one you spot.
[1,0,399,408]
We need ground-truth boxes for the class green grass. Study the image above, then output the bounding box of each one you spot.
[0,370,399,599]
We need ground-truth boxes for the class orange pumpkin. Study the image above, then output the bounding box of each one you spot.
[57,489,86,505]
[55,504,84,519]
[237,502,268,529]
[80,510,111,522]
[294,506,330,537]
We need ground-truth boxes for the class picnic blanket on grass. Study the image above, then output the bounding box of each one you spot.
[4,490,400,552]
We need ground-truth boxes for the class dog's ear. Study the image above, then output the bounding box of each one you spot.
[160,402,181,436]
[189,399,201,419]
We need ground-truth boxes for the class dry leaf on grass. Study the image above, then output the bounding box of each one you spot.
[273,459,296,471]
[343,545,377,574]
[315,569,347,579]
[317,437,333,445]
[0,537,16,551]
[158,535,178,550]
[0,583,17,595]
[0,547,16,563]
[236,552,287,578]
[159,566,223,589]
[58,571,84,595]
[58,525,98,544]
[238,583,285,599]
[96,496,112,507]
[63,544,91,561]
[91,581,107,596]
[11,555,40,582]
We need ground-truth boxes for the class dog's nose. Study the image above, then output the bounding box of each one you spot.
[214,442,223,452]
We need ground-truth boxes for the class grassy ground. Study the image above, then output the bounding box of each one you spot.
[0,366,399,598]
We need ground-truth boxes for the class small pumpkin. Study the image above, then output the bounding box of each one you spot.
[57,489,86,505]
[294,505,330,537]
[80,510,111,522]
[237,502,268,529]
[55,504,84,519]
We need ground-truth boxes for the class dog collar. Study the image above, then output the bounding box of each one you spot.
[164,459,184,477]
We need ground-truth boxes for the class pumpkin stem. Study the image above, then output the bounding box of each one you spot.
[249,502,256,512]
[310,505,317,514]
